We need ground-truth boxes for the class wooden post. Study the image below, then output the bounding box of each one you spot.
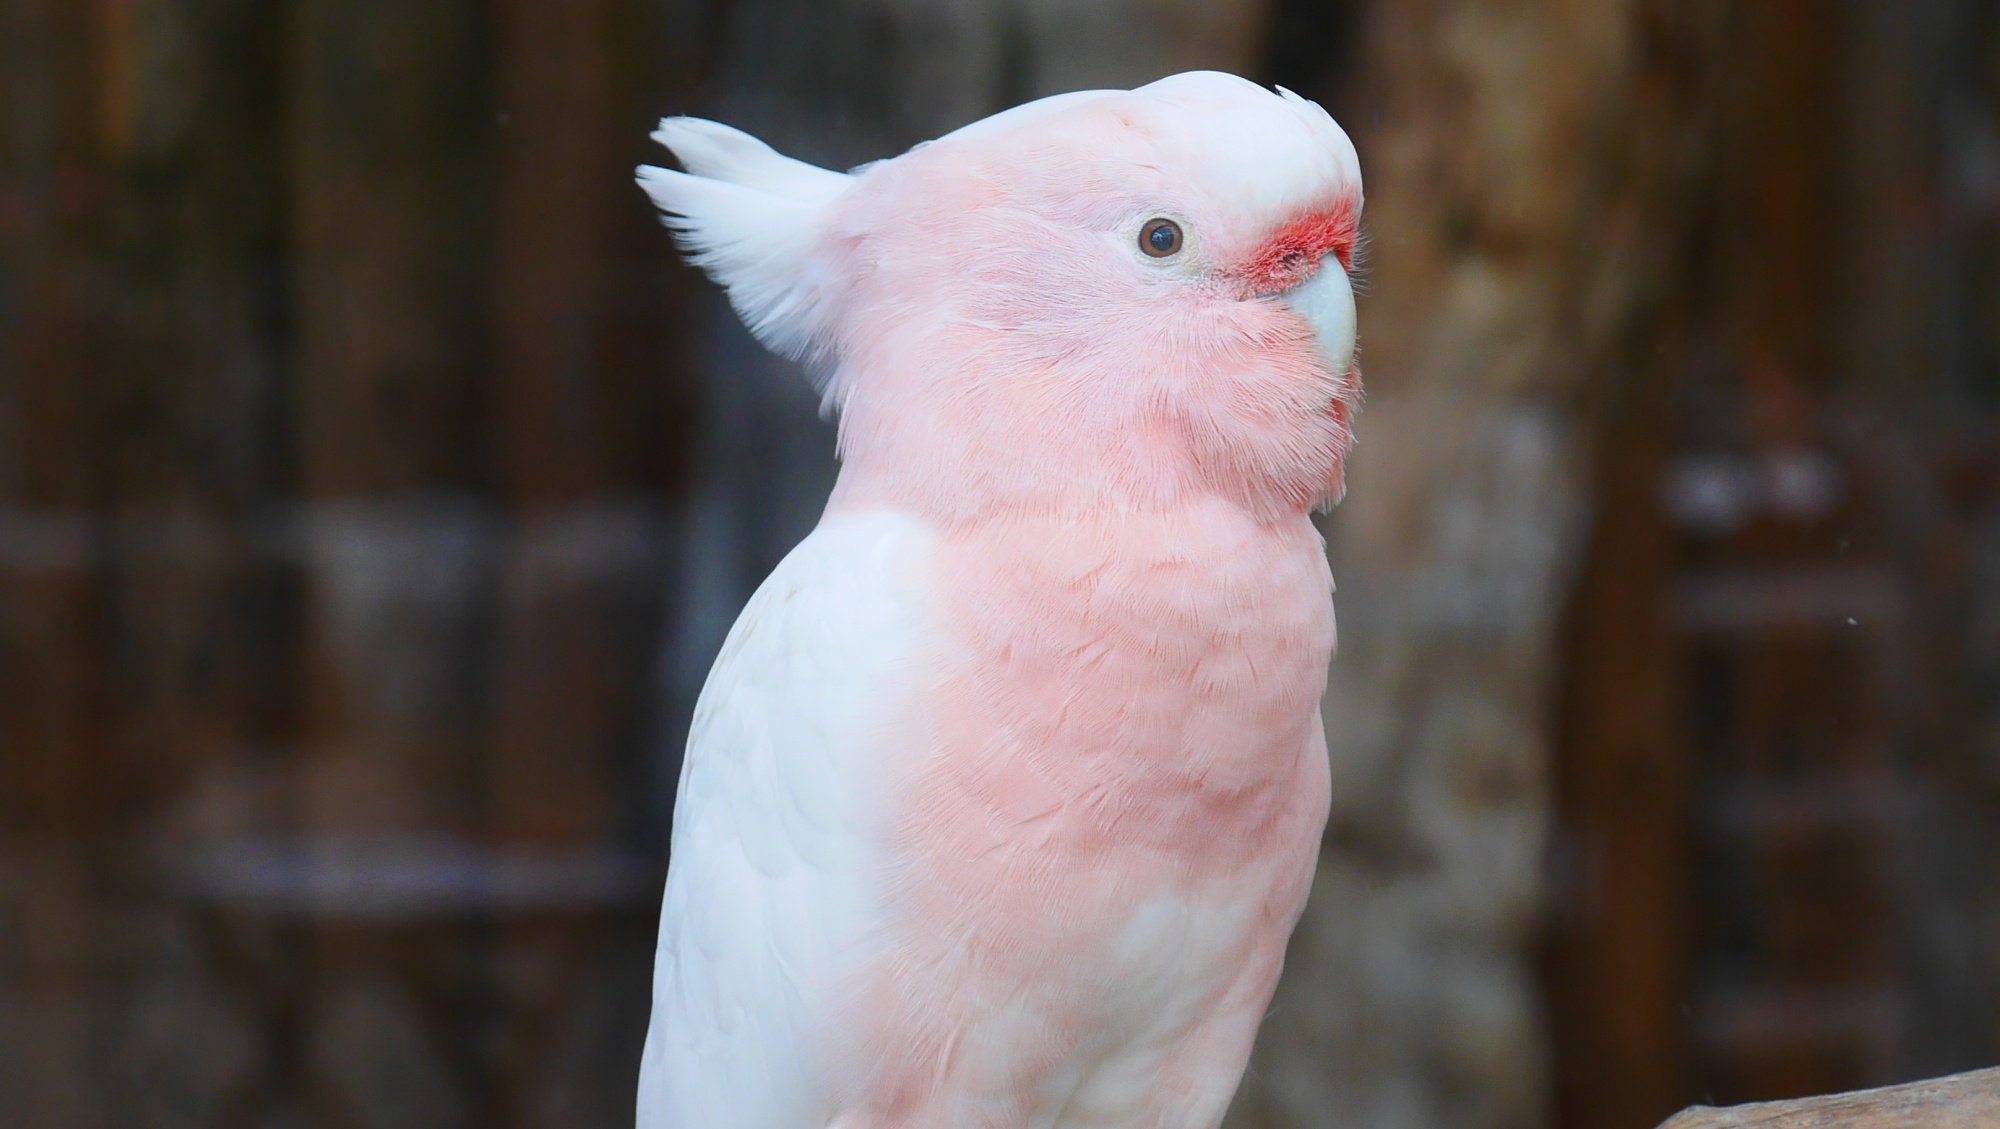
[488,0,672,853]
[0,4,107,1127]
[82,0,299,873]
[285,0,491,829]
[284,1,490,1124]
[1545,376,1693,1129]
[482,0,686,1121]
[2,0,298,1122]
[0,0,102,843]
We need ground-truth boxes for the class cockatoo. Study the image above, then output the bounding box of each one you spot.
[636,71,1361,1129]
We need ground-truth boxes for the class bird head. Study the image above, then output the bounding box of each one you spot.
[640,71,1363,521]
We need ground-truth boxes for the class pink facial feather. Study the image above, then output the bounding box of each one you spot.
[1237,196,1362,293]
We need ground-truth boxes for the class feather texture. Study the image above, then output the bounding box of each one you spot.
[638,511,933,1129]
[638,70,1365,1129]
[637,118,854,361]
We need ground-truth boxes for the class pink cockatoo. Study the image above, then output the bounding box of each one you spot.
[636,71,1362,1129]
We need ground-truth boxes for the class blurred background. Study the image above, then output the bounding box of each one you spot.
[3,0,1998,1126]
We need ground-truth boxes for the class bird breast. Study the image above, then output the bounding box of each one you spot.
[897,497,1336,888]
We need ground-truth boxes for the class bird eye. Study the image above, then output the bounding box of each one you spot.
[1140,218,1183,258]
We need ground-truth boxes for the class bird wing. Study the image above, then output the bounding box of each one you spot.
[637,510,932,1129]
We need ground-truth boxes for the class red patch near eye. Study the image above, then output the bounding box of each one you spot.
[1240,196,1360,293]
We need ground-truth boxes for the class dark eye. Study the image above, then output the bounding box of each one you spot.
[1140,217,1183,258]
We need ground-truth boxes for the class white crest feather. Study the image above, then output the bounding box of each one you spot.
[637,118,854,360]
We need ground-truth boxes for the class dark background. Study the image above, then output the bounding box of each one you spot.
[2,1,1998,1127]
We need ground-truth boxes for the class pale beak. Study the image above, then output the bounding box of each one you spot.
[1279,255,1356,377]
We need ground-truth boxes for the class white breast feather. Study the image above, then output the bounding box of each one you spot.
[637,511,932,1128]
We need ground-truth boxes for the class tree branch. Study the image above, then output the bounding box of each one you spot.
[1660,1067,2000,1128]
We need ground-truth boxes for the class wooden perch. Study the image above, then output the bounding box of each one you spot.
[1659,1067,2000,1128]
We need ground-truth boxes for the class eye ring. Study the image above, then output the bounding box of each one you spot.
[1139,217,1183,258]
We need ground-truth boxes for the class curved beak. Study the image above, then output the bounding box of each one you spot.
[1278,255,1356,377]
